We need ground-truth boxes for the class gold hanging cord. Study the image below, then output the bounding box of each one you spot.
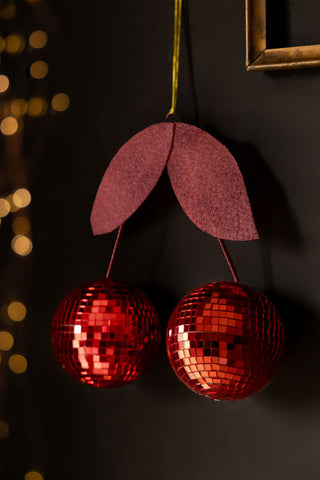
[167,0,183,116]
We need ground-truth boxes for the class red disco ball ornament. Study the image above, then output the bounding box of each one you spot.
[166,282,285,400]
[52,279,161,387]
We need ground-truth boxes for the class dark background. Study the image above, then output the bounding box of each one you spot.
[2,0,320,479]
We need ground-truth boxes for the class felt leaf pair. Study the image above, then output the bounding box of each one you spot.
[90,122,258,241]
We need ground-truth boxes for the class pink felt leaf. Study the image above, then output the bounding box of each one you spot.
[91,122,175,235]
[167,123,259,241]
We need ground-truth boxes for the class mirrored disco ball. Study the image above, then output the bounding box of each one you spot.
[166,282,285,400]
[52,279,161,387]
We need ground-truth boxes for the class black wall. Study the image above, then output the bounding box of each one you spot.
[3,1,320,479]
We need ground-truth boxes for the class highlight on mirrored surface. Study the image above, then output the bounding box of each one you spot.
[0,420,9,439]
[0,331,14,351]
[0,74,9,93]
[8,354,27,374]
[4,35,25,55]
[25,471,43,480]
[0,116,18,135]
[0,198,10,217]
[30,60,48,79]
[7,301,27,322]
[51,93,70,112]
[11,234,33,256]
[29,30,47,49]
[27,97,48,117]
[12,216,31,234]
[13,188,31,208]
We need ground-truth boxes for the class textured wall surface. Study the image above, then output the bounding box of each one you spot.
[3,1,320,479]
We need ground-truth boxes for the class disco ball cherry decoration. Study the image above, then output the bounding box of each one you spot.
[52,278,161,387]
[166,281,285,401]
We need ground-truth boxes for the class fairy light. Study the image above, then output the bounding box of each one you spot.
[29,31,47,49]
[4,35,25,55]
[27,97,48,117]
[8,354,27,374]
[0,116,18,135]
[12,188,31,208]
[51,93,70,112]
[11,235,33,256]
[7,302,27,322]
[0,75,9,93]
[6,194,20,212]
[0,198,10,217]
[25,472,43,480]
[10,98,28,117]
[12,216,30,234]
[30,61,48,80]
[0,331,14,351]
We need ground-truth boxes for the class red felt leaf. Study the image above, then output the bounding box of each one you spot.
[167,123,258,241]
[91,122,174,235]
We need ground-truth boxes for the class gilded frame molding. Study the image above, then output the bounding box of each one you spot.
[245,0,320,71]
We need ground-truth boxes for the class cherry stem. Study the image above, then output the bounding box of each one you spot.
[106,224,124,279]
[217,238,240,283]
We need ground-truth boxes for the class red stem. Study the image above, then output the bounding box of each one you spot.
[217,238,239,283]
[106,224,124,279]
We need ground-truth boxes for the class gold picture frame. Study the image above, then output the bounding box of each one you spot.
[246,0,320,71]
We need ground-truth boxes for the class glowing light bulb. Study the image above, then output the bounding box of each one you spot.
[11,235,33,256]
[9,354,27,374]
[7,302,27,322]
[51,93,70,112]
[29,30,47,49]
[0,331,14,351]
[0,75,9,93]
[12,188,31,208]
[0,116,18,135]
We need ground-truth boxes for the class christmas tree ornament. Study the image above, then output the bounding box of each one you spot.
[52,227,161,387]
[166,281,285,401]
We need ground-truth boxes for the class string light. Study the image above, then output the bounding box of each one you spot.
[8,354,27,374]
[29,31,47,49]
[0,4,16,20]
[0,421,9,439]
[0,198,10,217]
[0,116,18,135]
[0,75,9,93]
[12,188,31,208]
[25,472,43,480]
[27,97,48,117]
[0,331,14,351]
[10,98,28,117]
[11,235,33,256]
[51,93,70,112]
[6,194,20,212]
[7,302,27,322]
[30,61,48,79]
[12,216,30,234]
[4,35,25,55]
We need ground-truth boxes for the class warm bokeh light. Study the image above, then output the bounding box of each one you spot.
[5,35,25,55]
[0,4,16,20]
[0,420,9,439]
[10,98,28,117]
[0,331,14,351]
[51,93,70,112]
[8,302,27,322]
[11,235,33,256]
[0,74,9,93]
[25,471,43,480]
[0,116,18,135]
[12,216,30,234]
[29,30,47,49]
[30,60,48,79]
[26,0,42,4]
[0,198,10,217]
[6,194,20,212]
[27,97,48,117]
[9,354,27,374]
[13,188,31,208]
[0,37,5,53]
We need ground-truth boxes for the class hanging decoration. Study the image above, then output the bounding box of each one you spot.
[53,0,285,398]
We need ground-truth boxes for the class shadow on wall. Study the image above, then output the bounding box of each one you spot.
[257,292,320,415]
